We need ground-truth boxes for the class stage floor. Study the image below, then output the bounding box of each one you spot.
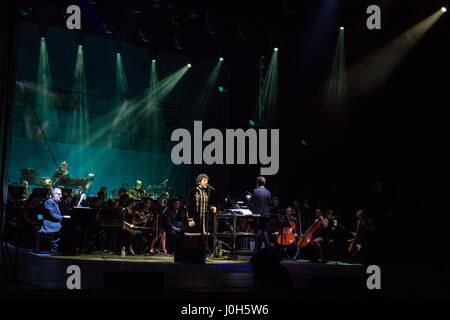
[2,245,449,300]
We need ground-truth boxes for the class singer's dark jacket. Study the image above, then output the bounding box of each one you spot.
[186,186,214,234]
[39,197,63,233]
[249,186,271,217]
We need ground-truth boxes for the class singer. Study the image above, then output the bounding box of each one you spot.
[186,173,217,234]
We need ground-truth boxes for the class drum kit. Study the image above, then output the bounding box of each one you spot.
[19,168,95,190]
[110,179,174,203]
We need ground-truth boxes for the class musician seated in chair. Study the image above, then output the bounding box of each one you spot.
[349,210,375,263]
[165,198,188,254]
[38,187,63,255]
[122,198,144,255]
[311,207,329,263]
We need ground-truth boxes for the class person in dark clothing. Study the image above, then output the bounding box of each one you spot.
[165,198,188,253]
[312,207,329,263]
[38,187,63,255]
[186,173,217,234]
[246,176,272,249]
[350,209,376,263]
[122,198,144,255]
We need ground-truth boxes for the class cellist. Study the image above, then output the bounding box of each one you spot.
[311,207,329,263]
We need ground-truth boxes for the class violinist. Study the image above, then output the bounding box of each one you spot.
[122,198,143,255]
[311,207,329,263]
[148,199,168,254]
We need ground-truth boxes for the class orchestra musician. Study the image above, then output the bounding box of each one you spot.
[311,207,329,263]
[349,209,375,263]
[246,176,272,250]
[21,180,31,201]
[165,198,188,254]
[52,161,69,187]
[122,198,144,255]
[98,186,108,201]
[128,180,147,201]
[148,199,168,254]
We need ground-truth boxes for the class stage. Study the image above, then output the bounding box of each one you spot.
[3,244,448,300]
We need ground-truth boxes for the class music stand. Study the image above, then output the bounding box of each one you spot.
[8,186,25,201]
[30,187,49,199]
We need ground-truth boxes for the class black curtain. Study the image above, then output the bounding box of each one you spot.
[0,0,18,283]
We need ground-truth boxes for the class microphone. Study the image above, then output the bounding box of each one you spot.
[207,184,215,190]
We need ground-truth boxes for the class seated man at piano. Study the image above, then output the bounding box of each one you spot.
[38,187,68,255]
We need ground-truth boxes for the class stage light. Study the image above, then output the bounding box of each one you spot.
[340,27,344,30]
[219,57,224,61]
[41,37,45,40]
[20,8,32,16]
[442,7,447,13]
[249,120,255,127]
[274,48,278,51]
[218,86,224,92]
[152,59,156,62]
[187,63,192,68]
[78,45,82,48]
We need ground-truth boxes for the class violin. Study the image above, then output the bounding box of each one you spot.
[297,218,322,248]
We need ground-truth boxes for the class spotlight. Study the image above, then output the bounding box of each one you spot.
[152,59,156,62]
[102,20,115,34]
[20,8,32,16]
[340,26,344,30]
[442,7,447,13]
[187,63,192,68]
[187,10,200,20]
[274,48,278,51]
[219,57,224,61]
[139,28,151,43]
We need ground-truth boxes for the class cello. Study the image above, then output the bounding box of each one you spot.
[297,218,322,248]
[277,214,297,246]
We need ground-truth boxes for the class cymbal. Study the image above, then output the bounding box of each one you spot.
[20,168,40,176]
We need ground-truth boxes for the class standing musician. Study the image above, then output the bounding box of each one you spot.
[128,180,147,201]
[246,176,272,249]
[52,161,69,187]
[21,180,31,201]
